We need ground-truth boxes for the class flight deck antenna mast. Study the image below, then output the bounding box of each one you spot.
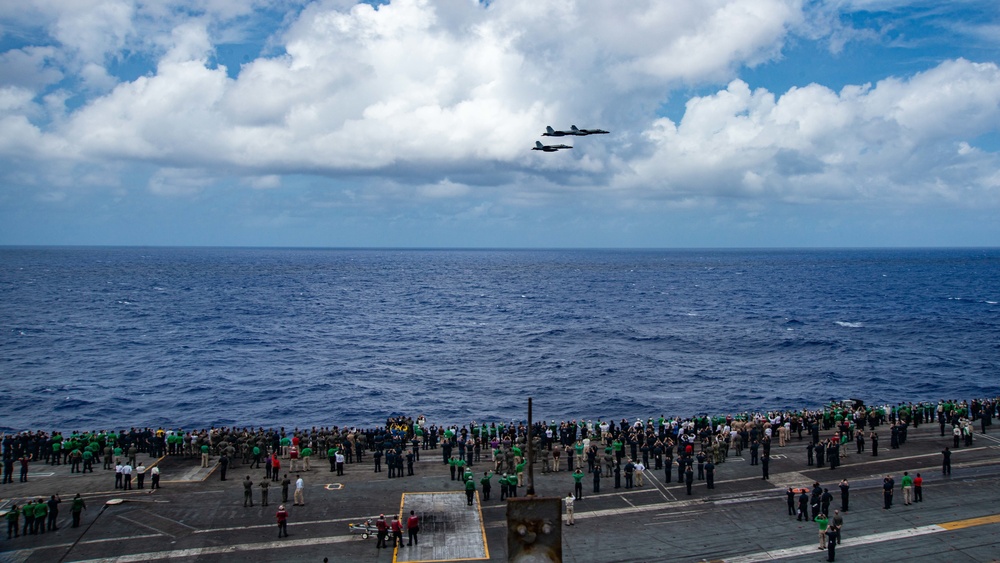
[506,397,562,562]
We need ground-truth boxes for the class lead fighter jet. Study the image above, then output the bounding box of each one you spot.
[532,141,572,152]
[569,125,609,135]
[542,125,611,137]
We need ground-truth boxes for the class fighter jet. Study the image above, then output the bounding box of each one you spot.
[542,126,572,137]
[532,141,572,152]
[570,125,609,135]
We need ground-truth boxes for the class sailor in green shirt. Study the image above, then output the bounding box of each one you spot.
[301,447,313,471]
[516,459,526,487]
[901,471,914,505]
[33,500,48,535]
[572,468,585,500]
[480,471,494,501]
[465,475,476,505]
[328,447,338,472]
[70,494,87,528]
[506,473,518,498]
[201,444,210,468]
[463,467,474,484]
[816,513,829,549]
[6,504,19,538]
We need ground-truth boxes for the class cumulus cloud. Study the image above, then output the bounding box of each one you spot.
[620,59,1000,206]
[1,0,999,218]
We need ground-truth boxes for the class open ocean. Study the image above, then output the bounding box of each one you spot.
[1,247,998,432]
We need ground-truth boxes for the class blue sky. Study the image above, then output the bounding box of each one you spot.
[1,0,998,248]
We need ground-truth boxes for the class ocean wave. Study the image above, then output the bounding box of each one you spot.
[835,321,864,328]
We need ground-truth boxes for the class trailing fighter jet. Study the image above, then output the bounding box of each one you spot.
[570,125,609,135]
[532,141,572,152]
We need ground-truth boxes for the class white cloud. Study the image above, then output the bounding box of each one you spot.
[621,58,1000,206]
[1,0,998,218]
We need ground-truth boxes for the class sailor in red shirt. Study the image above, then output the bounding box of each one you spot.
[407,510,420,546]
[913,473,923,502]
[375,514,388,549]
[391,514,404,548]
[275,505,288,538]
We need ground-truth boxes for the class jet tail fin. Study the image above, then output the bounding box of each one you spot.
[535,141,544,148]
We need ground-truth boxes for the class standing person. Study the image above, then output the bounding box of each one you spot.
[592,464,601,493]
[281,474,291,503]
[941,447,952,475]
[839,479,850,512]
[260,477,270,506]
[136,462,146,489]
[114,460,123,489]
[70,494,86,528]
[21,500,34,536]
[407,510,419,546]
[816,513,829,550]
[481,471,493,501]
[684,465,694,495]
[33,499,47,535]
[572,468,584,500]
[705,460,715,489]
[564,493,575,526]
[761,453,769,480]
[634,460,645,487]
[6,503,19,538]
[826,523,838,561]
[390,514,403,548]
[465,475,476,506]
[275,505,288,538]
[901,471,914,505]
[293,474,304,506]
[335,451,345,476]
[797,490,809,521]
[871,431,879,456]
[914,473,923,502]
[882,476,893,509]
[150,465,160,489]
[219,454,229,481]
[46,494,60,531]
[122,461,133,490]
[243,476,254,507]
[375,514,388,549]
[832,509,844,543]
[786,488,796,516]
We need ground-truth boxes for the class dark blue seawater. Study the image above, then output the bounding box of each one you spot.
[1,247,998,431]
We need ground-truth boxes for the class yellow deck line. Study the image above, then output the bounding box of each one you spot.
[938,513,1000,530]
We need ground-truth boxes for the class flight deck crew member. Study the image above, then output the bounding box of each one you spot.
[407,510,419,546]
[839,479,850,512]
[260,477,270,506]
[826,524,838,561]
[70,494,86,528]
[391,514,403,548]
[705,460,715,489]
[375,515,388,549]
[914,473,923,501]
[941,447,952,475]
[293,475,304,506]
[481,471,493,500]
[684,465,694,495]
[465,474,476,505]
[573,468,584,499]
[797,490,809,521]
[243,476,254,507]
[276,505,288,538]
[593,465,601,493]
